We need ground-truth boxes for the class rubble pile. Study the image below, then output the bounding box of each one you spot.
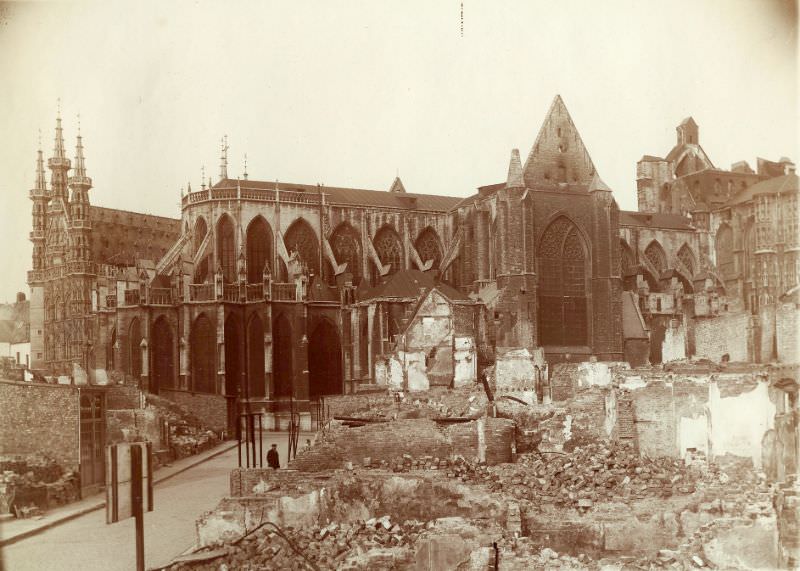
[168,516,430,570]
[506,443,710,507]
[0,455,80,515]
[170,423,219,459]
[340,388,487,422]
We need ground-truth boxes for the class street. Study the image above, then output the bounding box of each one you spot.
[2,433,304,571]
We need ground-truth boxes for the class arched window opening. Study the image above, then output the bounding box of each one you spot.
[330,223,363,286]
[273,314,293,397]
[644,241,667,277]
[537,217,589,346]
[217,215,236,283]
[677,244,696,277]
[247,314,265,398]
[151,317,174,394]
[129,318,142,378]
[284,219,320,278]
[193,217,208,256]
[191,314,216,393]
[246,217,273,284]
[415,227,442,270]
[373,225,403,282]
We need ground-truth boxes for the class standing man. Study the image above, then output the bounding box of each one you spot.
[267,443,280,469]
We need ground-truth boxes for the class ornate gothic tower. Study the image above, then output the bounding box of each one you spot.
[28,140,49,370]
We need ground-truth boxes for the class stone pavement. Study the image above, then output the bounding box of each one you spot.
[0,432,311,571]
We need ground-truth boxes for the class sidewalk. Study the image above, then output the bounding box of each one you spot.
[0,439,238,548]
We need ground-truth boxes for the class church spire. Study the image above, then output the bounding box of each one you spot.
[219,135,229,181]
[72,115,89,180]
[52,102,67,161]
[48,102,72,201]
[34,132,47,194]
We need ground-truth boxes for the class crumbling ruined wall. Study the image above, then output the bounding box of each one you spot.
[0,380,79,471]
[625,373,778,467]
[159,388,227,432]
[694,312,750,362]
[290,417,514,471]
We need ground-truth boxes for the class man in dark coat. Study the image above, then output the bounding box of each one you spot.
[267,443,280,469]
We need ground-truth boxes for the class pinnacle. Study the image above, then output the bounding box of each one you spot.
[506,149,524,188]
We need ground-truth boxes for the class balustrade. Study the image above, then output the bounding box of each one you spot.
[272,282,296,301]
[189,283,214,301]
[150,287,172,305]
[124,290,141,306]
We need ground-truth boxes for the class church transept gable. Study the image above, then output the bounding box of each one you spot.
[522,95,597,189]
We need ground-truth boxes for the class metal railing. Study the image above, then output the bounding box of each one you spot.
[237,412,263,469]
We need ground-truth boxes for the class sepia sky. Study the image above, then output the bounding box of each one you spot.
[0,0,796,302]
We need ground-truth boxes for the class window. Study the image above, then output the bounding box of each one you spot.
[246,217,273,283]
[373,225,403,280]
[217,215,236,283]
[537,217,588,346]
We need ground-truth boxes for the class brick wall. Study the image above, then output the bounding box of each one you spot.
[290,417,514,472]
[160,389,227,432]
[694,312,751,362]
[106,384,142,410]
[550,363,580,401]
[629,381,679,458]
[0,380,79,470]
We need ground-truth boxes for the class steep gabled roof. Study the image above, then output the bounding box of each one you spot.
[522,95,598,188]
[356,270,469,302]
[89,206,181,267]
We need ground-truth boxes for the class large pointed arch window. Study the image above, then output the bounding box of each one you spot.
[677,244,695,277]
[330,222,362,285]
[537,217,589,346]
[284,218,320,278]
[414,227,442,270]
[217,215,236,283]
[373,225,403,280]
[644,240,667,277]
[246,217,273,284]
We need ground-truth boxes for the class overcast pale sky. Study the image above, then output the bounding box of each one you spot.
[0,0,796,302]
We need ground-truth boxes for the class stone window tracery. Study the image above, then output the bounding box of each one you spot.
[194,217,207,255]
[330,223,362,285]
[284,219,320,278]
[373,226,403,277]
[677,244,695,276]
[644,241,667,276]
[414,227,442,269]
[537,217,588,346]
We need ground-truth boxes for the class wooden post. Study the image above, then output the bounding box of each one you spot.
[131,445,145,571]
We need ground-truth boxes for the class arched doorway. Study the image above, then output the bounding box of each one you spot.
[150,316,174,394]
[272,314,293,397]
[129,318,142,379]
[191,313,216,393]
[247,314,266,398]
[224,314,243,398]
[308,319,342,399]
